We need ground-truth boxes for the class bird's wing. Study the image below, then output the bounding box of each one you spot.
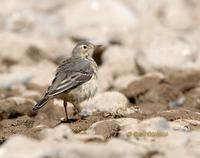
[46,57,94,97]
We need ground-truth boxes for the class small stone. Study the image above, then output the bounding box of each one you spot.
[40,124,74,141]
[86,120,120,140]
[74,134,104,142]
[81,91,129,116]
[113,74,139,91]
[0,97,36,119]
[139,117,170,132]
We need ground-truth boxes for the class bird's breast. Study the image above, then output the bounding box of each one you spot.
[58,75,98,104]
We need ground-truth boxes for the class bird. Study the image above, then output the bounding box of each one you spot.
[33,41,100,122]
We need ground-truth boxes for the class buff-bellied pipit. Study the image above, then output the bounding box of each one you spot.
[33,41,100,122]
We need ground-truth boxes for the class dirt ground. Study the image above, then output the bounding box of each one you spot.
[1,69,200,145]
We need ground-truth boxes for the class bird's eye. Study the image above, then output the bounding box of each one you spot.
[83,45,87,49]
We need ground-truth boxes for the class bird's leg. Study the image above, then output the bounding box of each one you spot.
[74,103,82,113]
[61,100,68,123]
[73,103,82,120]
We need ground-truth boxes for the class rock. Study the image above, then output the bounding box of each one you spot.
[21,90,41,100]
[97,65,113,92]
[40,124,74,141]
[113,74,139,91]
[0,72,32,89]
[157,131,190,148]
[0,135,40,158]
[162,0,196,31]
[108,118,139,139]
[81,91,129,116]
[102,46,137,76]
[139,117,170,132]
[110,117,181,139]
[25,38,74,64]
[86,120,120,140]
[0,32,72,67]
[166,70,200,92]
[142,83,185,108]
[135,36,198,72]
[0,135,143,158]
[169,120,191,132]
[29,0,66,12]
[3,6,67,38]
[164,148,197,158]
[97,46,137,92]
[10,60,57,87]
[0,32,32,65]
[0,97,36,119]
[122,73,164,101]
[62,0,139,41]
[115,117,170,139]
[74,134,104,142]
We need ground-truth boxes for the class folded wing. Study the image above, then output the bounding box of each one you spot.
[47,57,94,97]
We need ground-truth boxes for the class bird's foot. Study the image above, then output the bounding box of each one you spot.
[60,117,69,123]
[60,117,80,123]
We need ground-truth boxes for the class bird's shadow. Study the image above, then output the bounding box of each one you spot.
[55,116,87,126]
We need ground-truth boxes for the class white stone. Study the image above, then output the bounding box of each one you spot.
[40,124,74,141]
[139,117,170,132]
[0,72,32,89]
[113,74,139,90]
[102,46,137,76]
[11,60,57,87]
[97,65,113,92]
[135,35,198,72]
[81,91,129,116]
[0,135,143,158]
[62,0,139,40]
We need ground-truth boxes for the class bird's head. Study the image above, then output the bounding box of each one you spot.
[72,41,101,58]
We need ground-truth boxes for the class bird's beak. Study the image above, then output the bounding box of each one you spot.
[94,45,103,50]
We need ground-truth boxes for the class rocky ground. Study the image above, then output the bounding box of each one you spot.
[0,0,200,158]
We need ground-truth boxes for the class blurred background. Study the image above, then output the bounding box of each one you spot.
[1,0,200,157]
[1,0,200,90]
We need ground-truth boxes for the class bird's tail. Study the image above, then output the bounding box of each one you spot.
[33,96,49,110]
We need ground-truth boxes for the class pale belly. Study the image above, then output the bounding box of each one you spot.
[57,76,98,104]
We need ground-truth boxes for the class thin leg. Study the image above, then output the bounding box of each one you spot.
[63,100,68,121]
[73,103,83,120]
[74,103,81,112]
